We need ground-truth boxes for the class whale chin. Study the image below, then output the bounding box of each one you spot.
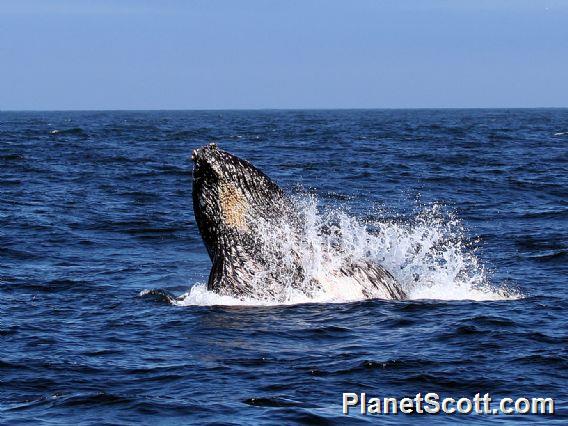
[191,144,406,302]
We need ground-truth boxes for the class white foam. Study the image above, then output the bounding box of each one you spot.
[164,197,522,306]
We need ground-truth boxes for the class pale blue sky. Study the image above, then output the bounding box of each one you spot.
[1,0,567,110]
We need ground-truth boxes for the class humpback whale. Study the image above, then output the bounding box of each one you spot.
[191,143,406,302]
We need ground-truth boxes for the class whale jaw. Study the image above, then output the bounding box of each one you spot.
[192,143,292,260]
[191,144,406,302]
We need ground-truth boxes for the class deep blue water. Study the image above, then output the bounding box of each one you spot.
[1,109,567,424]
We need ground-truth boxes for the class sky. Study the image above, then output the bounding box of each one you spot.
[1,0,567,110]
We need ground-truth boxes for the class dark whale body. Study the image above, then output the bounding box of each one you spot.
[191,144,406,302]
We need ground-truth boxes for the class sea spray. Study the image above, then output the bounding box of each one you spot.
[169,196,520,306]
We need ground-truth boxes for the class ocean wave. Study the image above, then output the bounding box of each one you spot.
[48,128,88,137]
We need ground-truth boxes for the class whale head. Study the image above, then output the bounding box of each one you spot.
[190,144,406,301]
[191,143,289,261]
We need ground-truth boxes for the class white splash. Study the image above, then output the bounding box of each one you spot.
[166,196,521,306]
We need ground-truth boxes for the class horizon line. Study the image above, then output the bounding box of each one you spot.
[2,106,568,113]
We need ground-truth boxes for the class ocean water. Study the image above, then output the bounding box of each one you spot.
[0,109,566,424]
